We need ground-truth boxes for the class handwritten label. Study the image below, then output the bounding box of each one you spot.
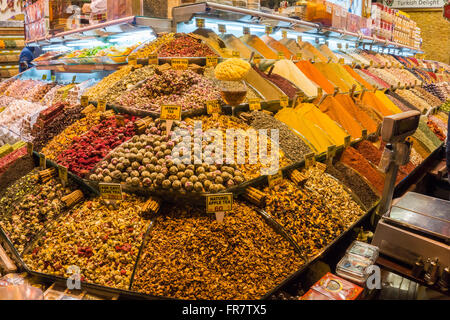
[206,100,221,114]
[248,98,261,111]
[232,51,240,58]
[58,165,68,184]
[160,105,182,121]
[304,152,316,169]
[39,153,46,169]
[80,95,89,107]
[218,24,226,34]
[148,54,158,65]
[97,99,107,112]
[344,135,351,148]
[268,170,283,187]
[206,193,233,214]
[243,27,250,35]
[206,56,218,67]
[99,183,123,201]
[280,96,289,108]
[172,58,188,70]
[196,18,205,28]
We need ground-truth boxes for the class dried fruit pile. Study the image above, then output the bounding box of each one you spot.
[23,195,151,290]
[56,115,138,177]
[131,33,175,59]
[132,202,303,299]
[158,34,217,57]
[85,65,135,101]
[116,69,221,112]
[0,173,76,253]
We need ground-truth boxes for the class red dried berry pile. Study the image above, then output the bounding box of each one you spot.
[56,115,138,177]
[158,34,217,57]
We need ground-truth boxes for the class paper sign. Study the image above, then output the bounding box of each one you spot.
[253,54,262,64]
[232,51,240,58]
[58,165,68,184]
[218,24,226,34]
[97,99,107,112]
[148,54,158,65]
[206,100,221,114]
[206,56,218,67]
[160,105,182,121]
[344,135,351,148]
[268,170,283,187]
[248,98,261,111]
[99,183,123,201]
[206,193,233,214]
[80,95,89,107]
[172,58,189,70]
[39,153,46,169]
[116,115,125,127]
[280,95,289,108]
[304,152,316,169]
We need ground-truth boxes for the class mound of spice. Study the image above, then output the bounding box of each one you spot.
[252,66,298,99]
[262,175,364,259]
[132,202,303,299]
[158,34,217,57]
[56,115,138,177]
[245,110,312,162]
[326,162,380,209]
[340,147,385,195]
[355,140,382,166]
[0,175,76,253]
[23,194,151,290]
[116,69,221,112]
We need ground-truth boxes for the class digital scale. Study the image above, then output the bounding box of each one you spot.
[372,111,449,289]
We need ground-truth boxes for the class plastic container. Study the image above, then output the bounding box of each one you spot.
[336,254,372,285]
[309,272,363,300]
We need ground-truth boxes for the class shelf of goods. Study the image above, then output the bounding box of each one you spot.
[0,21,25,79]
[0,7,448,300]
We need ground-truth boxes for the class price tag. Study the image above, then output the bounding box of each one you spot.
[80,95,89,107]
[172,58,189,70]
[160,105,182,121]
[282,30,287,39]
[206,193,233,222]
[116,115,125,127]
[326,145,336,162]
[58,165,68,185]
[280,95,289,108]
[248,98,261,111]
[42,74,47,81]
[99,183,123,201]
[243,27,250,35]
[370,60,373,67]
[277,52,284,60]
[297,36,302,44]
[362,129,368,140]
[148,54,158,65]
[51,75,56,82]
[296,53,303,60]
[196,18,205,28]
[26,142,33,155]
[265,26,273,35]
[304,152,316,169]
[253,54,262,64]
[97,99,107,112]
[128,56,137,65]
[72,75,77,83]
[39,153,46,169]
[206,56,218,67]
[345,43,349,49]
[267,170,283,187]
[206,100,221,114]
[232,51,240,58]
[344,135,351,148]
[218,24,226,34]
[338,58,344,64]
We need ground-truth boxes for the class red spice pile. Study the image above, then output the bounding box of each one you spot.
[158,35,217,57]
[355,140,382,166]
[340,147,385,195]
[57,115,138,177]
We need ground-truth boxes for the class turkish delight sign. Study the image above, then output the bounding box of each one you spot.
[383,0,446,8]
